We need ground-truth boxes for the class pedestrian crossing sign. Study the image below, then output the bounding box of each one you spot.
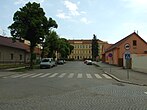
[125,53,130,59]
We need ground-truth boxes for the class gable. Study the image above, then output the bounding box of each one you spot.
[105,32,147,52]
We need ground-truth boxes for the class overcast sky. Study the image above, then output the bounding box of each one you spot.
[1,0,147,43]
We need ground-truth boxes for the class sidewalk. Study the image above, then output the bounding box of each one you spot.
[94,62,147,86]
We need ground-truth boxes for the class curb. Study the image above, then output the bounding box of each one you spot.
[6,66,26,71]
[93,62,147,86]
[104,71,147,86]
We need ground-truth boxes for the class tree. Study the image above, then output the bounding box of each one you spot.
[44,31,59,58]
[41,18,58,58]
[8,2,57,68]
[92,34,99,61]
[58,38,74,59]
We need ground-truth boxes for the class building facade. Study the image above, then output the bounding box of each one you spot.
[68,39,108,60]
[0,35,41,65]
[103,32,147,67]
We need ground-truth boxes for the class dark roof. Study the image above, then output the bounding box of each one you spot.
[0,35,26,50]
[105,32,147,52]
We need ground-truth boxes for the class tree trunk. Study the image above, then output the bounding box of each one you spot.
[30,45,34,69]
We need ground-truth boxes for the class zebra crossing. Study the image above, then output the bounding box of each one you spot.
[3,72,112,79]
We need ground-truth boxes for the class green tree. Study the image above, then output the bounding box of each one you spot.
[44,31,59,58]
[92,34,99,61]
[8,2,57,68]
[41,18,58,58]
[58,38,74,59]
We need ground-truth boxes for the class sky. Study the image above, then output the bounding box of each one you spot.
[1,0,147,44]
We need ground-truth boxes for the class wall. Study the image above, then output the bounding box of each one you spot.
[0,45,26,64]
[132,54,147,73]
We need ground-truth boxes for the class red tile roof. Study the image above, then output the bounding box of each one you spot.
[105,32,147,52]
[0,35,26,50]
[0,36,41,54]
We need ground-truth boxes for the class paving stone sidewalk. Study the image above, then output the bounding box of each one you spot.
[94,62,147,86]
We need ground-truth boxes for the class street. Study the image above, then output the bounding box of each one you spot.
[0,61,147,110]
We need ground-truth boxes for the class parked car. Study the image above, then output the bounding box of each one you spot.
[57,60,64,65]
[84,60,88,64]
[86,60,93,65]
[40,58,56,69]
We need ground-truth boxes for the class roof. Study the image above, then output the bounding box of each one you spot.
[0,35,26,50]
[105,32,147,52]
[68,39,106,44]
[24,43,41,55]
[0,35,41,54]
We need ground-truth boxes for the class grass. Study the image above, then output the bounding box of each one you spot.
[10,65,40,72]
[0,63,40,72]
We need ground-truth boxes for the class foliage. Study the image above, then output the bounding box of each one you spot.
[8,2,58,68]
[92,34,99,61]
[58,38,74,59]
[44,31,59,58]
[43,33,74,59]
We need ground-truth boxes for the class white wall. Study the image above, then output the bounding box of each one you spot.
[132,54,147,73]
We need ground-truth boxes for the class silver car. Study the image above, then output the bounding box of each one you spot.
[40,58,56,69]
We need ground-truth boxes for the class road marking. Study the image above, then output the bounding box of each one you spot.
[86,74,92,78]
[11,74,28,78]
[21,73,36,78]
[77,74,82,78]
[68,73,74,78]
[144,92,147,94]
[39,73,51,78]
[30,73,44,78]
[58,73,66,78]
[49,73,59,78]
[94,74,102,79]
[102,74,112,79]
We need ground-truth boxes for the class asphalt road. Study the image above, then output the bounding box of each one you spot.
[0,61,147,110]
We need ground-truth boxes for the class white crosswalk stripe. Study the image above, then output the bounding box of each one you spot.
[49,73,59,78]
[21,73,36,78]
[77,74,82,78]
[86,74,92,78]
[30,73,44,78]
[102,74,112,79]
[3,73,113,80]
[94,74,102,79]
[11,74,29,78]
[39,73,51,78]
[58,73,66,78]
[68,73,74,78]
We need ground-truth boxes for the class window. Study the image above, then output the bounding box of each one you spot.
[20,55,22,60]
[11,53,13,60]
[133,40,137,46]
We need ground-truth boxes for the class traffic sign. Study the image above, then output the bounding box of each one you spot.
[108,53,113,57]
[125,51,131,60]
[125,53,130,60]
[124,43,130,50]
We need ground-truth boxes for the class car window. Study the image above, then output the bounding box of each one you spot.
[41,59,49,62]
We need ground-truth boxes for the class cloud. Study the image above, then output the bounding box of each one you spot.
[63,0,80,16]
[0,27,2,35]
[80,17,92,24]
[56,10,71,19]
[14,0,45,5]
